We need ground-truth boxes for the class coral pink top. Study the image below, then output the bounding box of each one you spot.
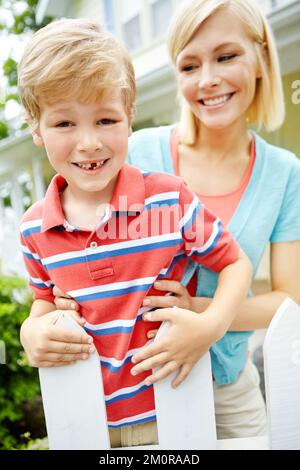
[170,129,256,227]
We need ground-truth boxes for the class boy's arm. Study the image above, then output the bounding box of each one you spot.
[131,184,252,386]
[19,227,94,367]
[131,249,251,388]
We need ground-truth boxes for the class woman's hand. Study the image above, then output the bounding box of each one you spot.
[131,306,220,388]
[53,285,80,311]
[142,280,211,340]
[20,310,95,368]
[143,280,197,340]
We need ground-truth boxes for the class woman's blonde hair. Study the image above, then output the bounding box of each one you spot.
[167,0,285,145]
[18,19,136,128]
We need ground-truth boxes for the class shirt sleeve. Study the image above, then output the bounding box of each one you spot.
[20,231,55,303]
[179,182,240,272]
[270,157,300,243]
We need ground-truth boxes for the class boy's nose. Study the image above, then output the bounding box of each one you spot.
[77,133,104,153]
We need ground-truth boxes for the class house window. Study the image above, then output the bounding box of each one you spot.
[102,0,116,33]
[120,0,142,52]
[150,0,173,39]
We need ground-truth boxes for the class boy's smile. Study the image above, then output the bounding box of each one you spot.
[33,90,131,205]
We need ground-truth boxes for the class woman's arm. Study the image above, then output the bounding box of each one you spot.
[52,240,300,333]
[228,240,300,330]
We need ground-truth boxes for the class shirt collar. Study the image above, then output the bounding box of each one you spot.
[110,164,145,214]
[41,174,68,232]
[41,164,145,233]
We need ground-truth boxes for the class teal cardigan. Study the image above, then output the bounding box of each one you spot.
[127,125,300,384]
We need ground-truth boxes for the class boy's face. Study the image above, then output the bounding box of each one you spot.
[33,90,131,200]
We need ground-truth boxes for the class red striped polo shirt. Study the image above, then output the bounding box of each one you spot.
[20,163,239,428]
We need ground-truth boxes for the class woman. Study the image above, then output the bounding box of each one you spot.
[21,0,300,439]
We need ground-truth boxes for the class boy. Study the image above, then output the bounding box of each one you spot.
[18,19,252,447]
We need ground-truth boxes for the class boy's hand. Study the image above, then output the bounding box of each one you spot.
[20,310,95,368]
[131,307,220,388]
[53,285,79,311]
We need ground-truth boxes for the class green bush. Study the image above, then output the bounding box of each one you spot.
[0,276,46,449]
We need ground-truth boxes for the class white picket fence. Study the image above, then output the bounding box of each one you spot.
[39,297,300,450]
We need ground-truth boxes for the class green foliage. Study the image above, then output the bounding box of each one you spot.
[3,58,18,87]
[0,0,53,141]
[0,121,9,139]
[0,276,45,449]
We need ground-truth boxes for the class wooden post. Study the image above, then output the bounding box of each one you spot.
[39,313,110,450]
[39,314,217,450]
[263,297,300,450]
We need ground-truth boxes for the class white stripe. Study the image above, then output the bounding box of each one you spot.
[42,232,182,266]
[86,307,151,332]
[85,317,136,331]
[42,248,87,265]
[144,191,179,206]
[191,218,221,254]
[20,219,42,232]
[179,194,199,230]
[105,379,148,401]
[21,245,41,262]
[68,276,156,298]
[107,410,156,427]
[100,338,152,368]
[30,276,52,287]
[85,232,182,256]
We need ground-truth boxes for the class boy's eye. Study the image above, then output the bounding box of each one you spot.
[56,121,73,128]
[218,54,237,63]
[98,118,117,125]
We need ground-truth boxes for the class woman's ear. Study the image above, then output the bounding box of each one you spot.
[257,42,268,79]
[32,129,44,148]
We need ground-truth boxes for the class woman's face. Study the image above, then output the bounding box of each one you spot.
[176,8,261,132]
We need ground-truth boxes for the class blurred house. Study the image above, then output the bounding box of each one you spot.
[0,0,299,283]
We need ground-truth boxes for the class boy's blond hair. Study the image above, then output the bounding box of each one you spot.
[167,0,285,145]
[18,19,136,129]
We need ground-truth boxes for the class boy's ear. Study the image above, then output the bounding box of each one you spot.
[32,129,44,148]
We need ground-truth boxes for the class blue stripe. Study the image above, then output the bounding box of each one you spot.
[76,283,151,303]
[144,198,179,211]
[101,355,133,373]
[84,313,143,338]
[45,255,87,270]
[182,202,202,234]
[85,325,134,335]
[87,238,182,261]
[194,220,223,258]
[23,252,43,264]
[106,384,152,405]
[30,281,52,289]
[108,414,156,429]
[45,238,182,270]
[21,226,41,238]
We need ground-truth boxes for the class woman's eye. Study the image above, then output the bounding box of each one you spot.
[181,64,197,72]
[218,54,237,63]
